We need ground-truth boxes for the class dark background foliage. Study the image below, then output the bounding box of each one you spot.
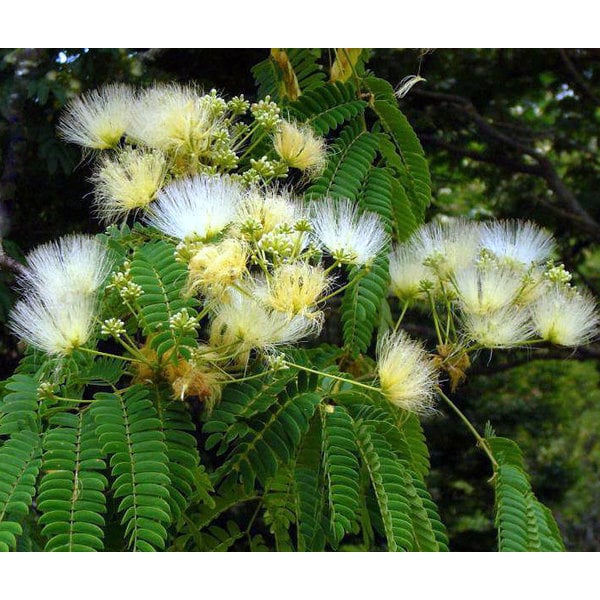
[2,48,599,550]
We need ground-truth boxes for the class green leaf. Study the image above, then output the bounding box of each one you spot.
[92,386,172,551]
[130,240,199,360]
[321,406,361,544]
[0,431,42,552]
[38,411,107,551]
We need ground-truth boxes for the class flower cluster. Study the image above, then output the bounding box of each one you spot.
[9,235,112,356]
[389,218,600,351]
[147,175,389,377]
[58,83,328,224]
[9,83,599,421]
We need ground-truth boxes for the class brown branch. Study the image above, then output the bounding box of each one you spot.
[558,49,600,106]
[413,88,600,239]
[419,133,542,175]
[468,344,600,376]
[0,246,25,276]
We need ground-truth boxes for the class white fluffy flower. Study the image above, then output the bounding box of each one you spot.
[388,243,433,301]
[9,294,96,356]
[462,306,534,348]
[310,198,388,265]
[453,264,523,315]
[145,175,245,240]
[479,220,554,267]
[406,218,482,278]
[58,84,135,149]
[530,286,599,346]
[18,235,112,303]
[128,84,222,153]
[209,291,319,358]
[91,148,168,223]
[377,330,438,414]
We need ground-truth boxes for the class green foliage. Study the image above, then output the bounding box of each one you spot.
[320,406,361,543]
[0,49,571,554]
[92,386,172,551]
[490,436,564,552]
[0,374,40,435]
[0,431,42,551]
[38,411,107,551]
[130,240,199,359]
[289,81,368,135]
[212,373,321,493]
[252,48,326,103]
[341,256,390,355]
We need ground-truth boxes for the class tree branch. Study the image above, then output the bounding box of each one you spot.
[413,88,600,239]
[558,49,600,106]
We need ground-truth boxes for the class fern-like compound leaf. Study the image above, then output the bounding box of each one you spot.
[0,431,42,552]
[307,118,379,201]
[215,380,321,493]
[155,394,212,523]
[355,422,413,551]
[289,81,367,136]
[130,240,198,359]
[37,411,107,551]
[92,386,172,551]
[295,414,326,552]
[203,369,298,455]
[341,255,390,355]
[0,374,40,435]
[320,405,361,544]
[263,466,296,551]
[490,436,564,552]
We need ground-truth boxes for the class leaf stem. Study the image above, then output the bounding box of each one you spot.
[435,386,498,470]
[283,360,380,394]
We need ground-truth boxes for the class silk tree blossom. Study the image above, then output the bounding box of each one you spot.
[388,243,433,302]
[58,83,135,149]
[377,330,438,414]
[264,262,331,318]
[91,148,168,223]
[273,120,326,177]
[18,234,112,304]
[479,220,555,267]
[128,84,224,154]
[406,218,482,278]
[236,188,304,238]
[186,238,248,299]
[453,264,523,315]
[461,305,534,348]
[9,294,96,356]
[145,175,245,241]
[531,286,599,346]
[209,291,320,362]
[310,198,388,266]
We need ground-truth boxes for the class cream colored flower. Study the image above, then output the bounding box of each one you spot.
[129,84,223,155]
[18,234,112,304]
[265,262,329,317]
[479,220,555,267]
[462,306,534,348]
[145,174,244,241]
[388,243,433,302]
[187,238,248,299]
[453,264,522,315]
[92,148,168,222]
[377,331,438,413]
[310,198,388,266]
[9,294,96,356]
[273,120,326,177]
[58,83,135,149]
[407,218,482,278]
[531,286,599,346]
[209,291,318,362]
